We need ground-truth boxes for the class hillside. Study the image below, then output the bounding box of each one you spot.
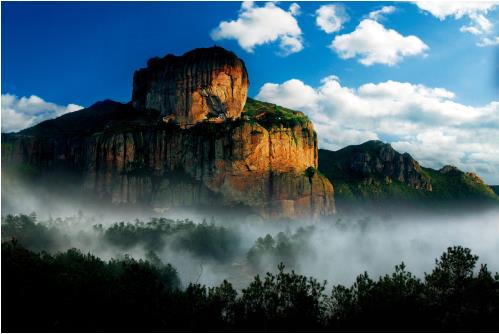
[318,141,499,212]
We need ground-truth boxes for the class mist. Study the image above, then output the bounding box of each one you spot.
[2,175,499,289]
[297,211,499,285]
[6,161,497,315]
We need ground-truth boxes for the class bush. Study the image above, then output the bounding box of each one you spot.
[1,213,70,252]
[247,227,314,271]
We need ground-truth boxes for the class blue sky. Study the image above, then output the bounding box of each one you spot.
[2,1,497,105]
[2,1,499,183]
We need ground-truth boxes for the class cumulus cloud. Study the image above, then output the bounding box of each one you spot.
[368,5,396,21]
[1,93,83,133]
[315,4,349,34]
[330,19,428,66]
[415,2,497,37]
[477,36,499,47]
[211,1,303,55]
[459,13,493,35]
[256,77,499,183]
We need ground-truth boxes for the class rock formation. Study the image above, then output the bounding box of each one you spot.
[320,140,432,191]
[439,165,459,174]
[132,47,249,126]
[352,142,432,191]
[318,140,498,212]
[2,47,335,220]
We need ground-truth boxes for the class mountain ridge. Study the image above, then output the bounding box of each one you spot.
[318,140,499,212]
[2,46,497,218]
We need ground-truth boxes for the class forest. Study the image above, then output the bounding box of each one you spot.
[2,213,499,331]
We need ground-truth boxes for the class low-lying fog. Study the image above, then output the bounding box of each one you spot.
[2,182,499,289]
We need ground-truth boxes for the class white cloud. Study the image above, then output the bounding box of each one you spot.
[415,2,497,35]
[255,77,499,183]
[211,1,303,55]
[315,4,349,34]
[330,19,428,66]
[368,5,396,21]
[477,36,499,47]
[459,12,493,35]
[289,3,301,16]
[415,2,497,20]
[1,93,83,133]
[256,79,320,111]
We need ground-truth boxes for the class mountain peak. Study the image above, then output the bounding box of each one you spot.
[319,140,432,192]
[439,165,460,174]
[132,46,249,126]
[318,140,499,210]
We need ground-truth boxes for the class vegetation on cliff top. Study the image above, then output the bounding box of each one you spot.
[243,97,310,130]
[7,97,311,139]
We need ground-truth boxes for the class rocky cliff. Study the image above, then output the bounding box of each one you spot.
[132,47,249,126]
[320,140,432,191]
[2,47,334,220]
[318,140,498,211]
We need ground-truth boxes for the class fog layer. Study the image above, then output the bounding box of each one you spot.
[2,178,498,288]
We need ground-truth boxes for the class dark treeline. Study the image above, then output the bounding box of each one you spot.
[2,239,499,332]
[99,217,240,262]
[1,213,242,263]
[0,213,371,275]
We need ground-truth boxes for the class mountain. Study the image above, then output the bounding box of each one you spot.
[318,140,499,212]
[2,47,335,220]
[3,46,495,218]
[132,46,249,125]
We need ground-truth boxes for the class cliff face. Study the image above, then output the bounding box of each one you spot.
[348,141,432,191]
[320,140,432,192]
[2,47,334,219]
[132,47,249,125]
[3,114,333,219]
[318,140,498,211]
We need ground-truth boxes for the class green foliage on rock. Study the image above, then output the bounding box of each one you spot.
[423,167,498,201]
[243,98,310,130]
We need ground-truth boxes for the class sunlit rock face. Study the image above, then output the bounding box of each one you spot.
[132,47,249,126]
[2,47,335,220]
[3,115,335,220]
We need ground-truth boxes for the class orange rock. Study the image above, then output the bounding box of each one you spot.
[3,47,335,220]
[132,47,248,126]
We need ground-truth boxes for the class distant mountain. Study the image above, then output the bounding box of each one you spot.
[318,140,499,212]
